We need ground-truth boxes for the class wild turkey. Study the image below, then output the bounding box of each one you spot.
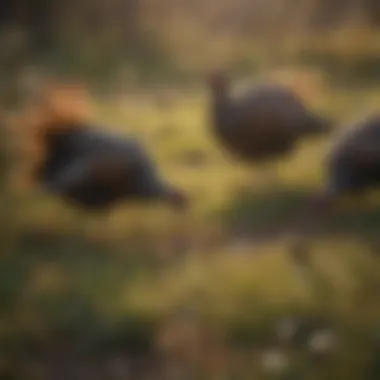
[40,126,188,211]
[207,70,332,184]
[291,113,380,265]
[13,81,188,213]
[322,113,380,201]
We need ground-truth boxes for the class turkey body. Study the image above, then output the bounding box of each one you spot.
[209,77,331,164]
[289,114,380,268]
[325,114,380,198]
[37,124,184,211]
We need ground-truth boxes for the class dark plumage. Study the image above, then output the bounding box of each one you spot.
[18,80,187,213]
[324,113,380,199]
[208,71,331,164]
[38,124,188,212]
[290,113,380,265]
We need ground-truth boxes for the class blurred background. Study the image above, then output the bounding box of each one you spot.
[2,0,380,379]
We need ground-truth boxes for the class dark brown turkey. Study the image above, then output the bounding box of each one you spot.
[291,113,380,265]
[316,112,380,207]
[16,81,188,213]
[39,125,188,212]
[208,71,332,164]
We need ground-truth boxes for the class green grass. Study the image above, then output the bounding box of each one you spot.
[6,75,380,378]
[14,77,380,308]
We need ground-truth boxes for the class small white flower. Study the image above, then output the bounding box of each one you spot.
[261,349,288,374]
[308,329,337,354]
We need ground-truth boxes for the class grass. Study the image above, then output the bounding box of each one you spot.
[5,69,380,378]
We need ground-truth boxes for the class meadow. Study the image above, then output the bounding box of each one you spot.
[3,66,380,379]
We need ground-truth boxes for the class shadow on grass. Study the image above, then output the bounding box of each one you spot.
[15,228,163,274]
[0,231,162,379]
[218,186,380,241]
[2,223,380,379]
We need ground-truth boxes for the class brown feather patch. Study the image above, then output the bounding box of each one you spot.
[8,78,95,188]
